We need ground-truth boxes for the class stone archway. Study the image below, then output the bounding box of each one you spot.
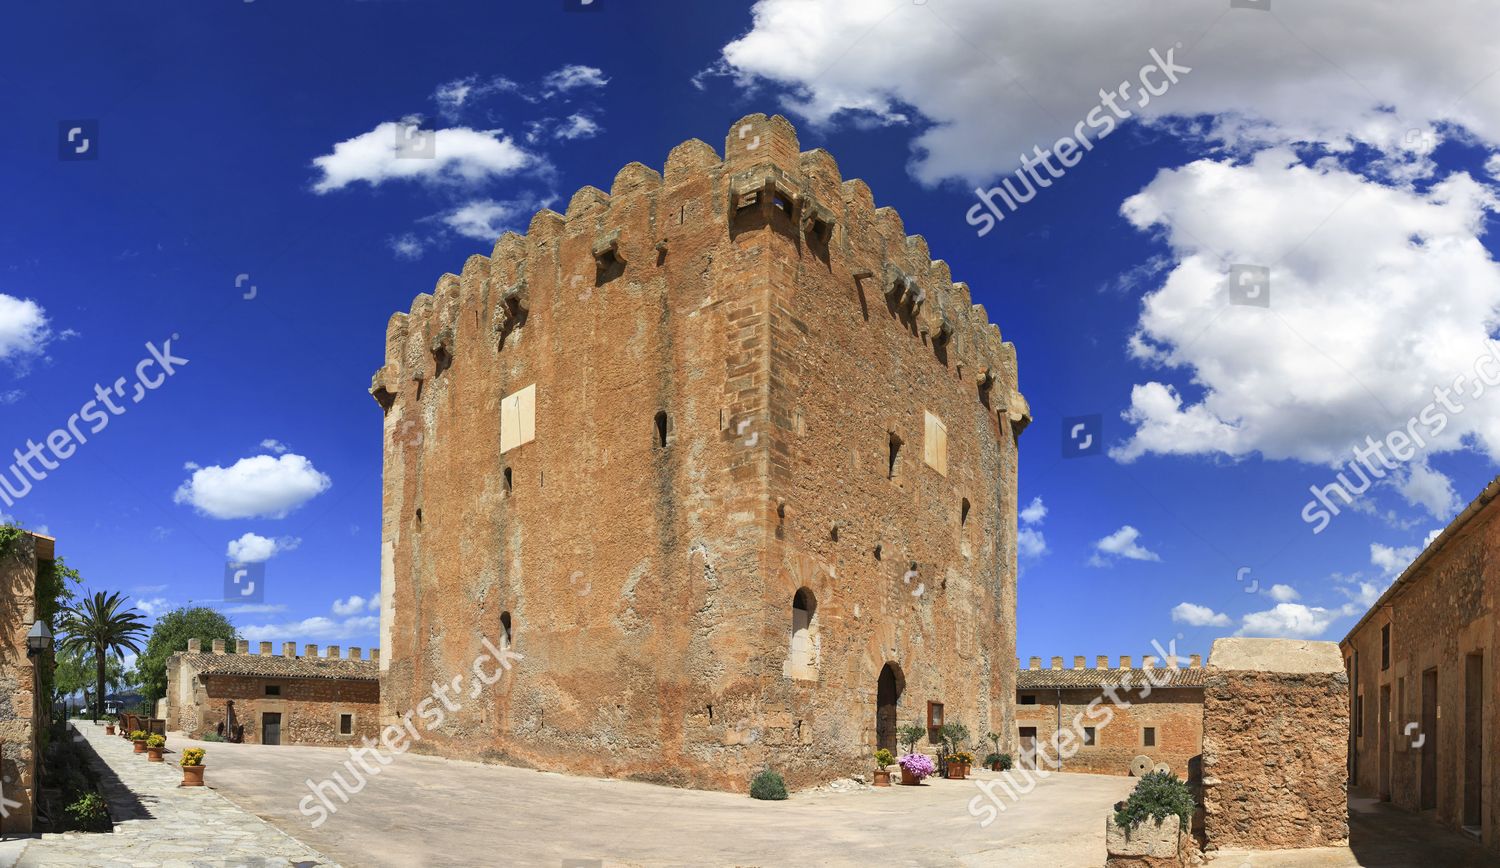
[877,662,904,753]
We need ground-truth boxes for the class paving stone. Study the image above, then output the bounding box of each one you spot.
[14,723,336,867]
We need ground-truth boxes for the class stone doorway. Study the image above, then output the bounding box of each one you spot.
[1463,652,1483,831]
[1421,669,1438,810]
[262,711,282,746]
[1019,727,1037,770]
[876,663,903,752]
[1378,685,1391,800]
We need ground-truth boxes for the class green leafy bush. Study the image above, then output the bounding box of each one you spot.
[1114,771,1194,828]
[65,792,109,831]
[749,768,788,800]
[984,752,1013,770]
[130,730,147,741]
[898,723,927,754]
[874,748,894,768]
[146,734,165,749]
[200,731,224,743]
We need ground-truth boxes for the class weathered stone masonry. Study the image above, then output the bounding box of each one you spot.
[372,114,1028,791]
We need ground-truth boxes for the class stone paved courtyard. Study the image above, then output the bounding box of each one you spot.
[10,721,334,867]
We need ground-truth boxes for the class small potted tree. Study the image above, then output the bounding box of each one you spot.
[131,730,148,753]
[104,715,116,736]
[872,748,895,787]
[180,747,206,787]
[146,733,166,762]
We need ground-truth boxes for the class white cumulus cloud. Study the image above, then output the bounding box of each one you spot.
[1266,584,1301,603]
[0,293,55,370]
[714,0,1500,185]
[331,594,379,616]
[174,454,332,520]
[1171,602,1230,628]
[226,532,301,564]
[311,121,533,193]
[1088,525,1160,567]
[1237,603,1338,639]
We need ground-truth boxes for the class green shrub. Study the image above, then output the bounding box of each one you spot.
[199,731,224,743]
[65,792,109,831]
[1114,771,1194,828]
[996,753,1012,771]
[146,734,165,749]
[749,768,788,800]
[873,748,894,768]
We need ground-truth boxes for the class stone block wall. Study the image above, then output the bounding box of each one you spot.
[0,531,43,833]
[373,114,1026,792]
[1201,638,1348,851]
[191,675,379,746]
[1015,684,1202,777]
[1341,482,1496,855]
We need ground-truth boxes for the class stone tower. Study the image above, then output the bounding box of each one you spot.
[371,114,1029,791]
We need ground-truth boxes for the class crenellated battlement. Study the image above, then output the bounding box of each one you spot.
[370,113,1029,433]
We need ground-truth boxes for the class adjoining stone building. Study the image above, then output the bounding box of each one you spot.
[0,530,51,833]
[1015,653,1203,776]
[371,114,1029,791]
[166,639,380,746]
[1342,475,1498,855]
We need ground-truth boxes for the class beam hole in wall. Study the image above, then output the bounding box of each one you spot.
[887,432,903,481]
[873,543,883,561]
[830,522,840,542]
[432,343,453,377]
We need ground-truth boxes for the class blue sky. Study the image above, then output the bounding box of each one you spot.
[4,0,1499,665]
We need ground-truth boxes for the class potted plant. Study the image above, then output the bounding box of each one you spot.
[131,730,148,753]
[180,747,206,787]
[938,721,970,777]
[897,752,935,786]
[984,751,1013,772]
[945,753,971,780]
[872,748,895,787]
[146,733,166,762]
[956,750,975,777]
[104,715,116,736]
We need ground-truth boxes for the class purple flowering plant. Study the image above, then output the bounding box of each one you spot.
[898,752,936,780]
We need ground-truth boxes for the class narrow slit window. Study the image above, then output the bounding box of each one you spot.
[655,411,669,447]
[960,498,971,528]
[500,612,513,648]
[887,433,903,480]
[503,467,513,493]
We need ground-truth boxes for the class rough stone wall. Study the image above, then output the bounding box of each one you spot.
[373,114,1025,791]
[0,533,39,832]
[1016,685,1202,776]
[1341,491,1497,854]
[187,675,380,746]
[1201,638,1348,851]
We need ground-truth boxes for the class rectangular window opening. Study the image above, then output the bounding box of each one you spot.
[1083,727,1096,746]
[265,684,280,697]
[339,713,353,735]
[1142,727,1156,748]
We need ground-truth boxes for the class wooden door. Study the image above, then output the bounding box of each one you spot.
[262,712,282,746]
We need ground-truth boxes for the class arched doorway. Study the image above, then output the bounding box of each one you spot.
[877,662,903,752]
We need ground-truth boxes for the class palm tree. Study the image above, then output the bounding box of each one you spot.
[58,591,148,722]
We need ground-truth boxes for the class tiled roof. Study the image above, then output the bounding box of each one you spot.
[1017,667,1205,690]
[179,653,378,681]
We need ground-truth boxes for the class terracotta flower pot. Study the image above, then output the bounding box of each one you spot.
[182,765,205,787]
[147,747,164,762]
[962,761,972,777]
[133,740,146,754]
[105,724,115,735]
[900,766,920,786]
[872,769,891,787]
[946,761,966,780]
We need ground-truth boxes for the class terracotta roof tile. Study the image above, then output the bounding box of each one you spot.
[179,653,378,681]
[1016,667,1205,690]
